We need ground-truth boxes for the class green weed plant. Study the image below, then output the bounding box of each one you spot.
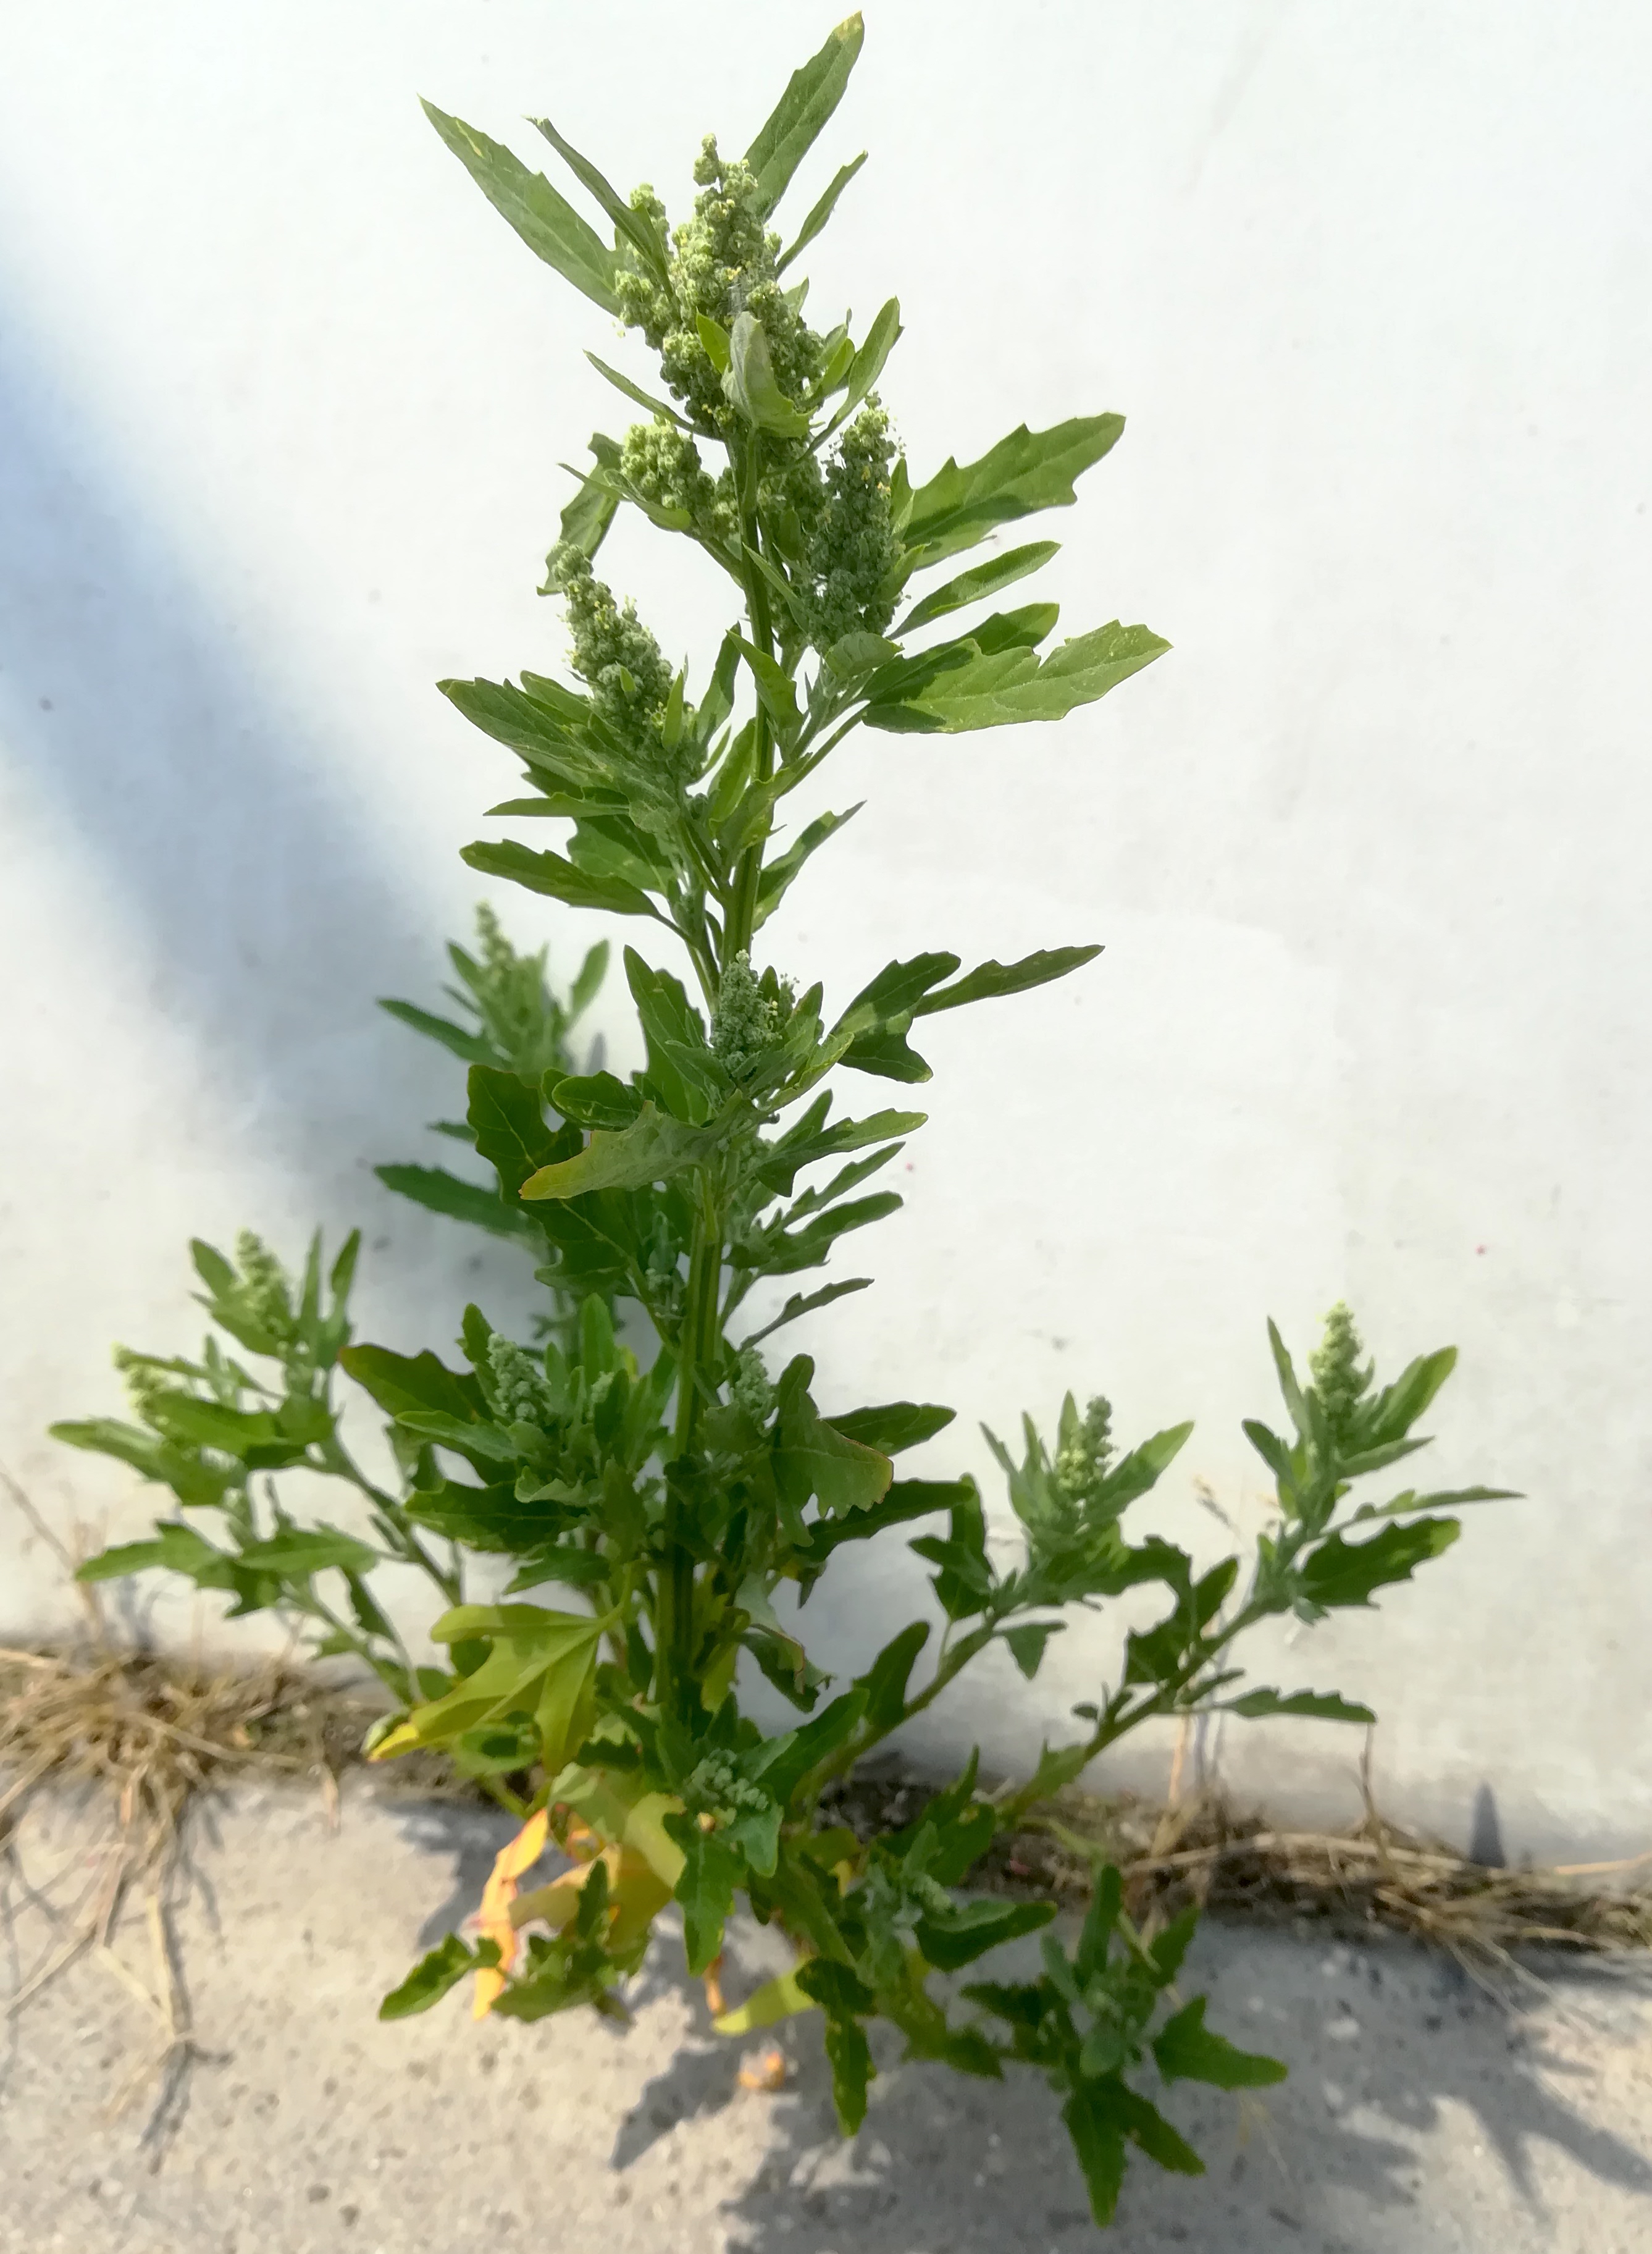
[54,19,1510,2227]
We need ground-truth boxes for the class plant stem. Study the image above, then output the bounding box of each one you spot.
[726,447,777,961]
[802,1623,995,1807]
[660,1179,724,1708]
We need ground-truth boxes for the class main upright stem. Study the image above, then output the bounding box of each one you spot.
[726,438,776,961]
[659,1179,723,1710]
[655,439,786,1711]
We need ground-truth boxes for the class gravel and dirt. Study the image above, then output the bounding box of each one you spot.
[3,1778,1651,2253]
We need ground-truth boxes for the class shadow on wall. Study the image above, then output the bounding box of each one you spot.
[0,309,448,1188]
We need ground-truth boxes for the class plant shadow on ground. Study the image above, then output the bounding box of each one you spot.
[379,1789,1652,2250]
[617,1929,1652,2253]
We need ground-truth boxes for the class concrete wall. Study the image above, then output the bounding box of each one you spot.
[3,2,1648,1859]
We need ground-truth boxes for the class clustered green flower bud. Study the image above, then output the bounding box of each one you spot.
[711,951,790,1078]
[728,1344,776,1426]
[906,1869,954,1919]
[1054,1395,1115,1511]
[619,416,739,551]
[802,402,900,651]
[544,544,675,763]
[487,1334,557,1428]
[617,140,822,434]
[474,900,514,983]
[1310,1303,1372,1447]
[685,1749,772,1825]
[235,1232,296,1346]
[114,1346,169,1421]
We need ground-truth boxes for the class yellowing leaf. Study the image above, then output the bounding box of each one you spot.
[713,1964,818,2037]
[512,1841,672,1953]
[472,1807,549,2019]
[367,1607,604,1775]
[548,1762,687,1889]
[520,1105,719,1200]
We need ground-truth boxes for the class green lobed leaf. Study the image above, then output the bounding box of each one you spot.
[519,1104,718,1200]
[547,1071,645,1132]
[795,1959,877,2132]
[421,103,621,313]
[378,1933,481,2021]
[374,1605,605,1771]
[739,1191,904,1277]
[731,629,803,731]
[754,804,861,928]
[662,1815,742,1975]
[1220,1686,1376,1724]
[855,1619,930,1728]
[50,1418,235,1508]
[235,1526,382,1579]
[467,1066,567,1200]
[773,1355,892,1518]
[744,13,866,217]
[1152,1996,1288,2090]
[460,839,660,920]
[912,944,1102,1017]
[828,1400,955,1453]
[1004,1620,1065,1679]
[863,620,1169,734]
[915,1898,1057,1972]
[76,1524,225,1586]
[1351,1483,1520,1523]
[1060,2085,1129,2226]
[1298,1516,1461,1608]
[374,1164,537,1243]
[340,1342,481,1421]
[747,1689,868,1804]
[905,415,1126,565]
[555,452,619,565]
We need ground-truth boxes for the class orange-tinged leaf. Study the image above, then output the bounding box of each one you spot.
[472,1807,549,2019]
[512,1840,672,1951]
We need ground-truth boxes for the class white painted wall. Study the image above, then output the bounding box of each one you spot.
[3,2,1648,1861]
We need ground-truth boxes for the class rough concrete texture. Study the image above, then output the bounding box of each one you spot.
[2,1783,1651,2254]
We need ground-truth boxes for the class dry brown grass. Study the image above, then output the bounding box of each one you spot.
[6,1458,1650,2107]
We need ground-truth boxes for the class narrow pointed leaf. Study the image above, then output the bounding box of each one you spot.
[778,150,867,274]
[584,351,690,431]
[835,296,901,423]
[422,103,621,313]
[740,1277,873,1345]
[745,14,866,216]
[531,117,669,280]
[377,999,491,1064]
